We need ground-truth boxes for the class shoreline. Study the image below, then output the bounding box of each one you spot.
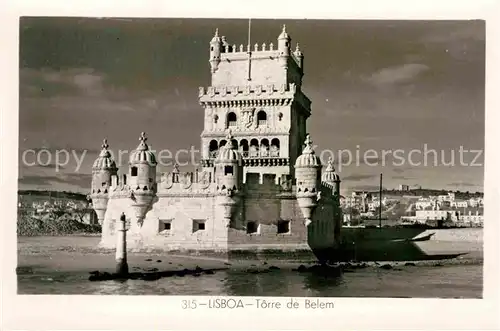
[17,233,483,276]
[17,245,483,277]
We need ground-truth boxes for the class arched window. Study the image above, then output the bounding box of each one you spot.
[249,139,259,157]
[219,140,227,148]
[257,110,267,126]
[239,139,249,157]
[227,112,237,127]
[231,139,238,149]
[209,140,218,158]
[271,138,280,157]
[260,139,269,157]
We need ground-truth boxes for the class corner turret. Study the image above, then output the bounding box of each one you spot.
[322,157,341,195]
[90,139,117,224]
[294,134,322,226]
[215,129,243,227]
[294,43,304,69]
[209,28,222,73]
[214,129,243,192]
[278,24,291,67]
[128,132,157,227]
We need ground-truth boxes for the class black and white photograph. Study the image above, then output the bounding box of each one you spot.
[2,1,500,330]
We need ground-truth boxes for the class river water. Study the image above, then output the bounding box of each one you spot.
[17,264,482,298]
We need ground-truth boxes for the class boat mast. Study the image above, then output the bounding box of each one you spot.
[379,173,383,228]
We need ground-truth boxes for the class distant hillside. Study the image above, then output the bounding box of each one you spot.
[18,190,88,202]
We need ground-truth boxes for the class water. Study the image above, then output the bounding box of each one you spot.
[17,264,482,298]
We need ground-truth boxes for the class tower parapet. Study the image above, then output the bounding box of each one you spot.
[294,134,322,226]
[90,139,118,224]
[207,25,304,87]
[128,132,157,227]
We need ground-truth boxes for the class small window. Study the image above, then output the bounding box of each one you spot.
[131,167,138,177]
[224,165,234,175]
[277,220,290,234]
[247,221,258,234]
[193,219,206,232]
[101,182,106,187]
[159,219,172,232]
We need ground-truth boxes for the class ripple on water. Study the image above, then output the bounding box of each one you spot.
[17,264,482,298]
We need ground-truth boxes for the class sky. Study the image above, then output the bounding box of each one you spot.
[18,17,485,194]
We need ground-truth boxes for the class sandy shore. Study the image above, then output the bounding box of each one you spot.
[17,236,483,276]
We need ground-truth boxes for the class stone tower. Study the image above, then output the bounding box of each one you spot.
[128,132,157,227]
[199,24,311,182]
[90,139,118,224]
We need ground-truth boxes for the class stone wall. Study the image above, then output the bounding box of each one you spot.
[99,185,340,256]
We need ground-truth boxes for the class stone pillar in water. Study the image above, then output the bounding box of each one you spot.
[115,212,128,275]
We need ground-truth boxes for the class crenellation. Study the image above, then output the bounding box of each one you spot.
[217,40,283,54]
[199,82,298,100]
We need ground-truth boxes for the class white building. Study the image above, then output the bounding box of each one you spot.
[451,200,468,208]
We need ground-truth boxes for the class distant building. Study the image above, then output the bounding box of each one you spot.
[398,184,410,191]
[451,200,468,208]
[414,206,483,226]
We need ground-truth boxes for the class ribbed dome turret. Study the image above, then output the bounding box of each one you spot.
[295,134,321,168]
[278,24,290,40]
[322,157,340,183]
[211,28,222,43]
[129,132,157,165]
[294,43,303,57]
[92,139,117,170]
[215,130,242,164]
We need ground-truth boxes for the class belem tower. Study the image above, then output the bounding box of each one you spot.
[89,25,343,260]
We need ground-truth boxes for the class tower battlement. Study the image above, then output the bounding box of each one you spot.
[209,25,304,88]
[216,41,303,69]
[198,82,310,108]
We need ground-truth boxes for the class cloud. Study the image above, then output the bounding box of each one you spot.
[20,68,106,98]
[349,185,381,192]
[364,64,430,87]
[392,168,406,174]
[391,175,414,180]
[342,174,378,182]
[18,173,92,189]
